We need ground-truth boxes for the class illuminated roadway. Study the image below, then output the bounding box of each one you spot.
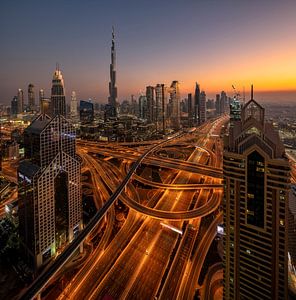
[56,116,227,300]
[19,133,181,300]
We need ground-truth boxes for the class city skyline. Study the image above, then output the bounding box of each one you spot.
[0,0,296,104]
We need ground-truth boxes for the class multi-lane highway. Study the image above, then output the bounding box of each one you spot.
[55,116,227,300]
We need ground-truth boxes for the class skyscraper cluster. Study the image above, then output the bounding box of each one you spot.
[18,66,82,272]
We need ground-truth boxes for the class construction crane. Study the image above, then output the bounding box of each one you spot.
[232,85,240,99]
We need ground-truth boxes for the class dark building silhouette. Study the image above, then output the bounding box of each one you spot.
[80,100,94,123]
[11,96,18,117]
[146,86,155,123]
[28,83,35,111]
[194,82,200,124]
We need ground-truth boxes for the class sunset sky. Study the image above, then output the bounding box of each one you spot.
[0,0,295,104]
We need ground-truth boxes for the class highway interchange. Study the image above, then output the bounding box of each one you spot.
[56,116,227,300]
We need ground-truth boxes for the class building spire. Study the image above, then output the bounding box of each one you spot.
[112,25,115,40]
[56,62,60,72]
[251,84,254,100]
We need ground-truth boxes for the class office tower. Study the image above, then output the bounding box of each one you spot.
[71,91,78,119]
[187,93,193,127]
[39,89,45,112]
[17,88,24,113]
[51,65,66,117]
[155,84,167,133]
[40,98,51,115]
[220,90,227,114]
[199,91,206,124]
[28,83,35,111]
[215,94,220,116]
[146,86,155,123]
[194,82,200,124]
[139,95,147,119]
[11,96,18,117]
[130,95,139,116]
[169,80,180,130]
[80,100,94,123]
[223,88,290,299]
[107,27,118,118]
[18,114,82,271]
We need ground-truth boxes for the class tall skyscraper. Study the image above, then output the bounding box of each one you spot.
[28,83,35,111]
[199,90,206,124]
[220,90,227,114]
[139,95,147,119]
[70,91,78,119]
[51,65,66,117]
[107,27,118,118]
[11,96,18,117]
[169,80,180,130]
[155,84,167,133]
[17,88,24,114]
[223,88,290,299]
[146,86,155,124]
[194,82,200,124]
[215,93,220,116]
[187,93,193,127]
[18,114,82,271]
[39,89,45,112]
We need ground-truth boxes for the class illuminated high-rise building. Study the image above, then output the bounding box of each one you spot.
[107,27,118,118]
[39,89,45,112]
[18,114,82,271]
[28,83,35,111]
[70,91,78,119]
[169,80,180,130]
[17,88,24,113]
[223,87,290,299]
[155,84,167,133]
[199,90,206,124]
[194,82,200,124]
[50,65,66,117]
[146,86,155,123]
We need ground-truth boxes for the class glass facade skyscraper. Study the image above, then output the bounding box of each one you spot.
[223,92,290,299]
[50,66,66,117]
[18,114,82,271]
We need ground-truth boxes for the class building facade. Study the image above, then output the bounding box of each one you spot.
[18,114,82,271]
[11,96,18,117]
[199,90,206,124]
[155,84,167,133]
[80,100,94,123]
[107,27,118,118]
[146,86,155,124]
[169,80,180,130]
[28,83,35,112]
[223,92,290,299]
[70,91,78,119]
[50,66,66,117]
[194,82,200,124]
[17,88,24,114]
